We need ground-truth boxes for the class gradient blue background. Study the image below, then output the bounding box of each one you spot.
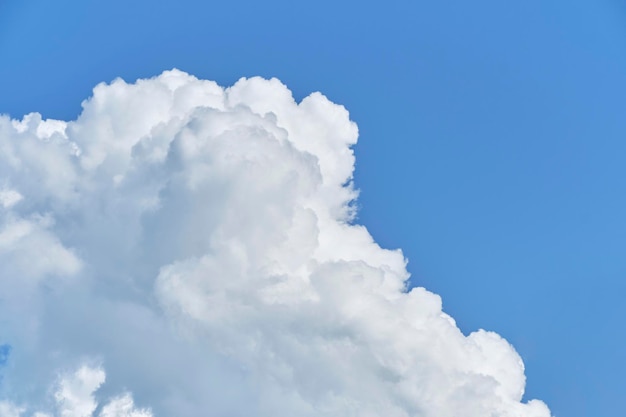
[2,1,625,416]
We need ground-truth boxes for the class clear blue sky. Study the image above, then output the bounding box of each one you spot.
[2,1,625,416]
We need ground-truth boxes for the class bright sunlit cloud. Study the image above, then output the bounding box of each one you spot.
[0,70,550,417]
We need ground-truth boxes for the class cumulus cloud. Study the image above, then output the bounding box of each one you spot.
[0,70,551,417]
[0,365,151,417]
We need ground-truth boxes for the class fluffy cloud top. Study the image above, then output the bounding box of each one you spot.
[0,365,150,417]
[0,70,551,417]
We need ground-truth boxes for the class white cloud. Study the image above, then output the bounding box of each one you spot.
[0,70,551,417]
[0,188,22,208]
[0,402,25,417]
[55,365,105,417]
[0,366,151,417]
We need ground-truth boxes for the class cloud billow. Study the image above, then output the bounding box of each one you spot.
[0,70,550,417]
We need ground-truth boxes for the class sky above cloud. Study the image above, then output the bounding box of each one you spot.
[0,71,551,417]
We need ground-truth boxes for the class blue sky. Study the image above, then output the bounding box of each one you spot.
[1,1,625,416]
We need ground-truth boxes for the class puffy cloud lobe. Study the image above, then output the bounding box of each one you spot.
[0,70,551,417]
[0,366,151,417]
